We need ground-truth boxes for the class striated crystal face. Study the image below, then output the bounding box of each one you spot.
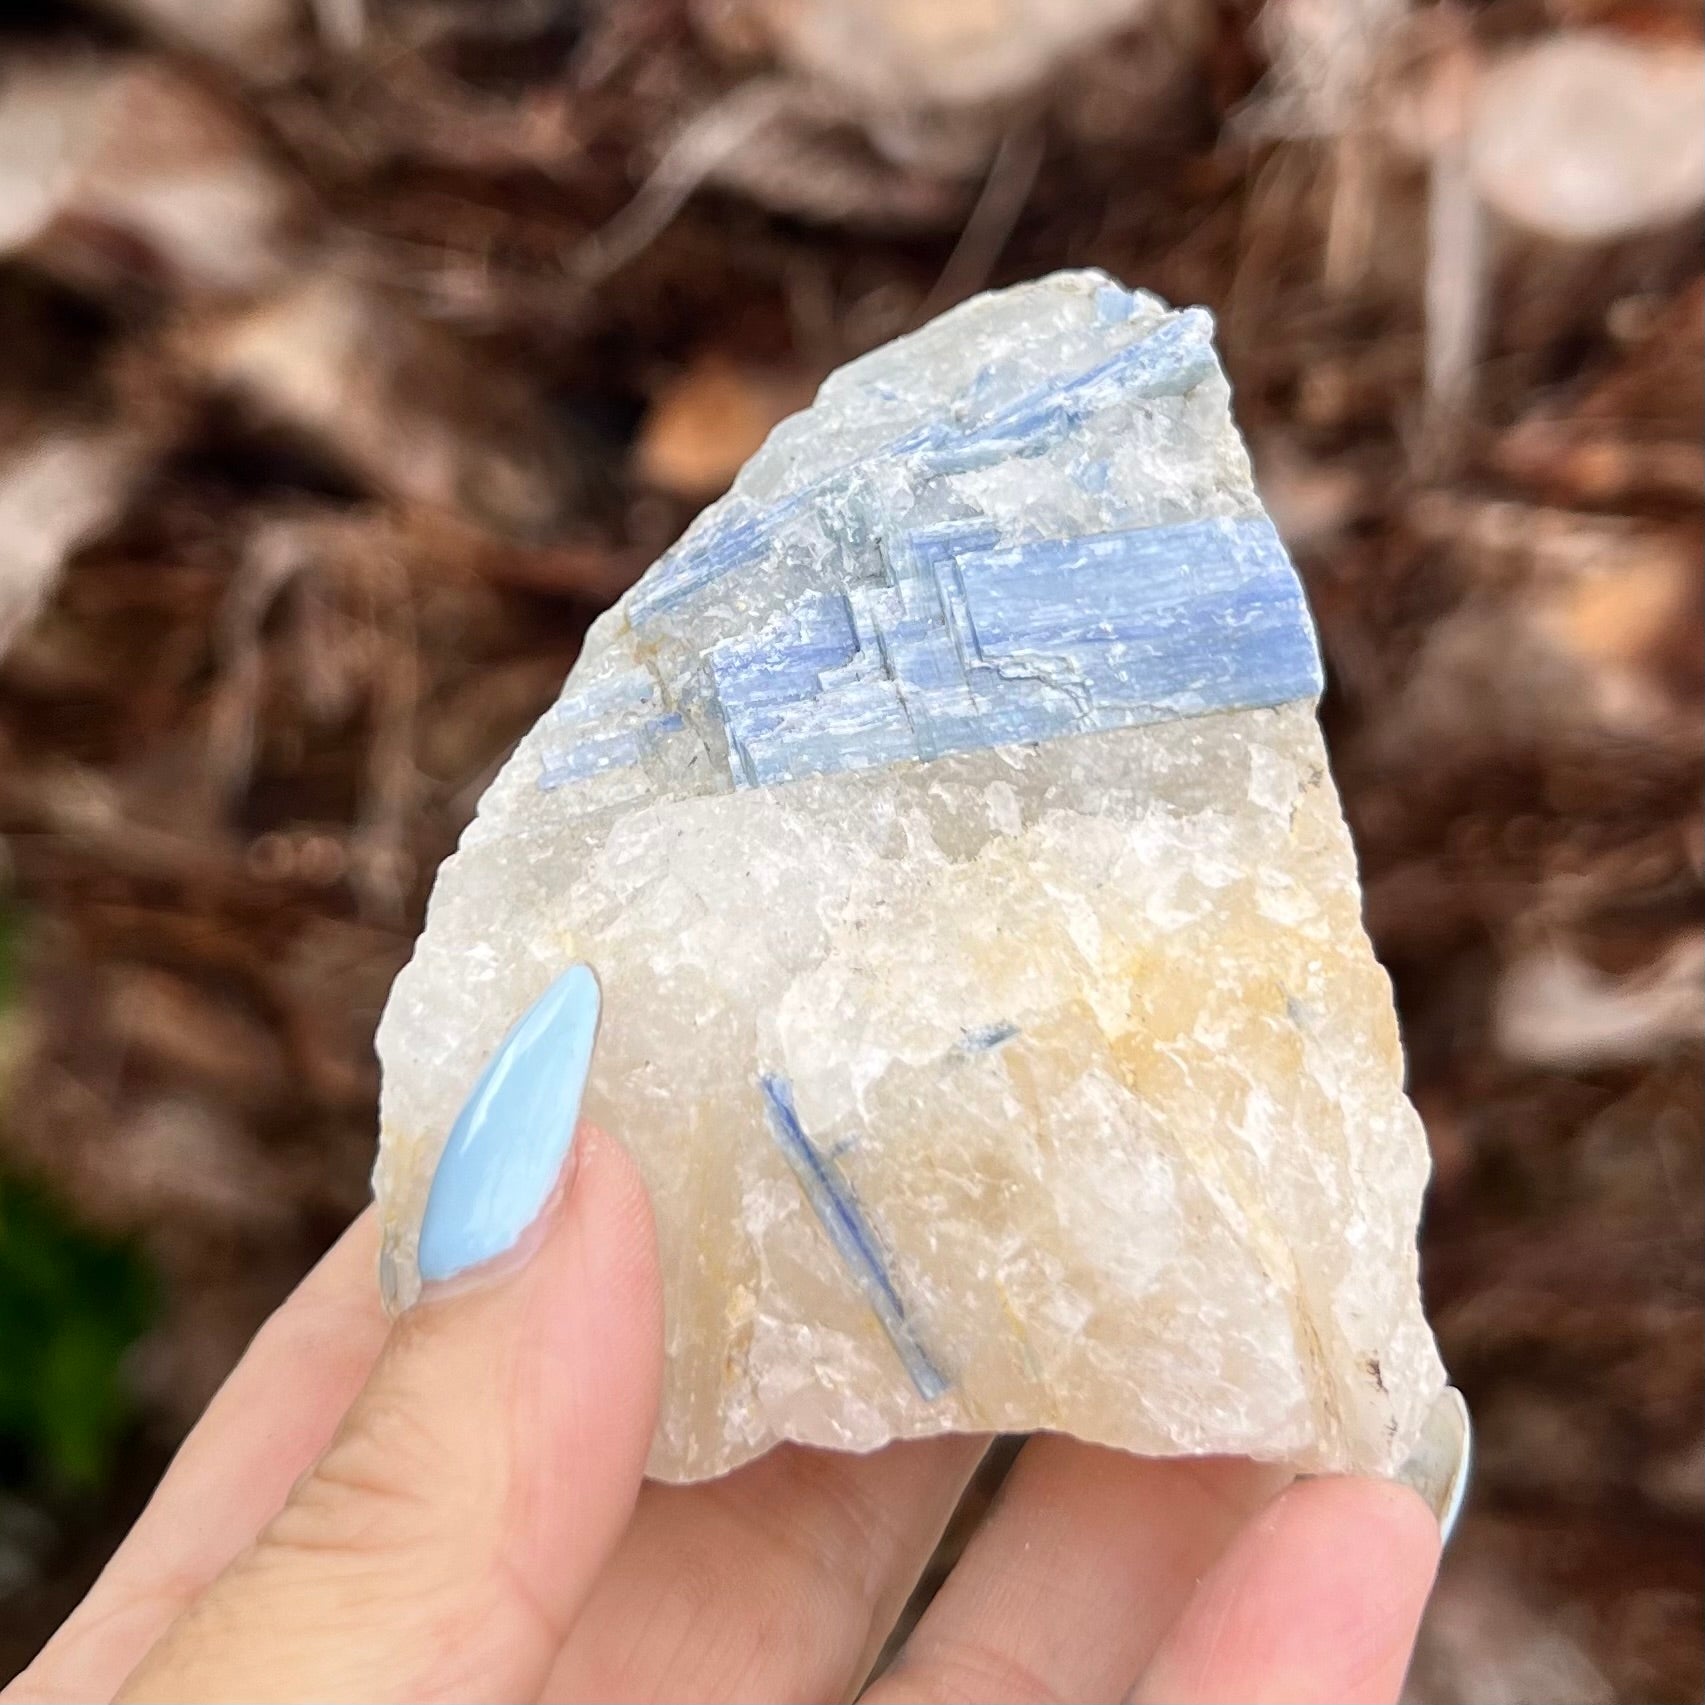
[373,270,1447,1482]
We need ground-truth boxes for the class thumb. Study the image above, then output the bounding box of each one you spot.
[121,967,663,1705]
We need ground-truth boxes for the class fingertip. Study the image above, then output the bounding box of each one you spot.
[520,1121,664,1429]
[1132,1473,1441,1705]
[567,1123,662,1307]
[1246,1476,1443,1666]
[1277,1474,1444,1575]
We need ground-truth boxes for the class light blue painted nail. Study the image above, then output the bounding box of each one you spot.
[417,963,600,1285]
[1396,1386,1473,1546]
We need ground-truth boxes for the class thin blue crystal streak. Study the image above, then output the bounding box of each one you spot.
[537,671,686,789]
[710,514,1321,788]
[1095,280,1138,323]
[626,311,1216,626]
[758,1073,950,1401]
[909,308,1216,478]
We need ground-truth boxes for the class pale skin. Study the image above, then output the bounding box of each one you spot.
[5,1129,1442,1704]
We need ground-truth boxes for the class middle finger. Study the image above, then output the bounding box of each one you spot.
[865,1437,1289,1704]
[546,1433,986,1702]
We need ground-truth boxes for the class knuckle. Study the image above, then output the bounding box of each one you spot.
[740,1447,900,1602]
[879,1637,1071,1705]
[266,1386,461,1564]
[581,1534,780,1696]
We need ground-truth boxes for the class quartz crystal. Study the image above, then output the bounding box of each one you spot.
[373,270,1448,1482]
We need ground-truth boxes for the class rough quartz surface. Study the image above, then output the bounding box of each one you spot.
[373,270,1447,1482]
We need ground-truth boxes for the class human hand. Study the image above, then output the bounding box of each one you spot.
[7,968,1443,1704]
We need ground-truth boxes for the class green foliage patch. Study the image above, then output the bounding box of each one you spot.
[0,1172,156,1493]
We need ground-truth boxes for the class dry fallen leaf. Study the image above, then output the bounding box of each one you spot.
[0,428,153,656]
[186,276,582,539]
[0,51,309,292]
[1495,934,1705,1068]
[91,0,310,82]
[1467,33,1705,242]
[634,352,818,499]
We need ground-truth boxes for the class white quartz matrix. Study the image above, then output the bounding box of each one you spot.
[374,270,1447,1482]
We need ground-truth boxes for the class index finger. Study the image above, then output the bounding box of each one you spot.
[3,1212,389,1705]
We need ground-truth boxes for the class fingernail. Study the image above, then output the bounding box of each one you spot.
[417,963,601,1285]
[1397,1385,1473,1546]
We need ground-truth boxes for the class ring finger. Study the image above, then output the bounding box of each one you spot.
[864,1437,1289,1704]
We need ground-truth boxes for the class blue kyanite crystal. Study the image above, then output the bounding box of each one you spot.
[535,275,1320,803]
[707,515,1316,789]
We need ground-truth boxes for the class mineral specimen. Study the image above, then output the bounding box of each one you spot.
[373,270,1448,1483]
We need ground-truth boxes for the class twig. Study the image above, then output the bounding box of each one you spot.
[1420,140,1485,468]
[916,121,1045,322]
[570,78,794,286]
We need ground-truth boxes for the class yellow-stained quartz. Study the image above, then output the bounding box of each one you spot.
[376,703,1444,1480]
